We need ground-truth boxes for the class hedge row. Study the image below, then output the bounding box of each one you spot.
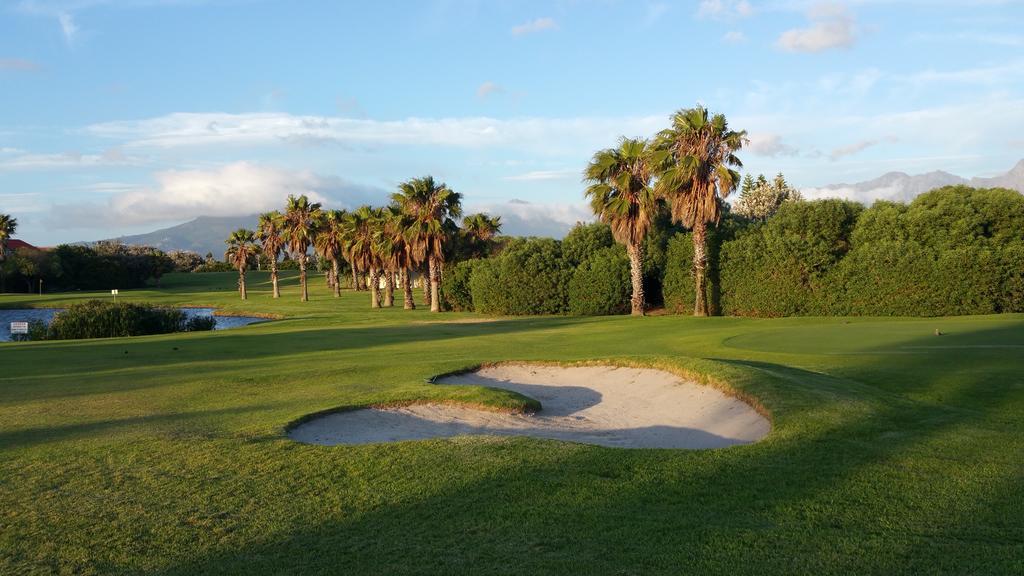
[663,186,1024,317]
[29,300,217,340]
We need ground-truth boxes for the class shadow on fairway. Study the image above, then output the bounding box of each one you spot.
[147,322,1024,575]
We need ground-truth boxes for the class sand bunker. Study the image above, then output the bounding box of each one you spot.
[288,364,770,449]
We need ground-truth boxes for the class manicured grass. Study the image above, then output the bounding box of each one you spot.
[2,271,1023,574]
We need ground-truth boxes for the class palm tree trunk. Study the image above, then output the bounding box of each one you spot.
[402,267,415,309]
[351,266,359,291]
[299,254,309,302]
[692,221,708,317]
[429,256,441,312]
[239,267,247,300]
[369,267,381,308]
[270,261,280,298]
[421,264,431,308]
[383,268,395,307]
[627,242,645,316]
[331,259,341,298]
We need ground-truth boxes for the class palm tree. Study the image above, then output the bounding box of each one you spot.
[652,106,746,316]
[0,213,16,293]
[344,206,380,308]
[376,206,414,308]
[315,209,346,298]
[461,213,502,259]
[282,194,323,302]
[224,228,258,300]
[391,176,462,312]
[584,137,657,316]
[0,213,17,262]
[256,211,285,298]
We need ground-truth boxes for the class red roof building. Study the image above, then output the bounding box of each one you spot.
[3,239,40,257]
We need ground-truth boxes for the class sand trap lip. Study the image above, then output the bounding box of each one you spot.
[288,364,770,449]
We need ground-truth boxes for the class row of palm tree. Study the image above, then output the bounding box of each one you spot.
[224,176,500,311]
[584,105,746,316]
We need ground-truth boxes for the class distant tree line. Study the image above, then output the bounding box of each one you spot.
[0,241,175,293]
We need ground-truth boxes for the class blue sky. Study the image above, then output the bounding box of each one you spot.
[2,0,1023,245]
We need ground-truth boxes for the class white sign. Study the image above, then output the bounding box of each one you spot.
[10,322,28,335]
[111,289,119,295]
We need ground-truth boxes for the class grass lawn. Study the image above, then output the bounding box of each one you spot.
[2,271,1023,575]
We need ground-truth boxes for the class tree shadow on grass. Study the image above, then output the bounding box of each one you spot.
[140,323,1024,575]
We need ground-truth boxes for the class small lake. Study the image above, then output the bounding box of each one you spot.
[0,308,265,341]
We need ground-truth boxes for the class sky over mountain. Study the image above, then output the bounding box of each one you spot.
[2,0,1023,245]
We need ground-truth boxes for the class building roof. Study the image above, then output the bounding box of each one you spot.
[5,239,39,251]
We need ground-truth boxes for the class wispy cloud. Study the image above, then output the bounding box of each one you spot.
[467,199,591,238]
[476,81,503,98]
[0,148,143,170]
[85,111,667,156]
[511,17,557,36]
[697,0,752,19]
[0,58,40,71]
[777,2,856,53]
[722,30,746,44]
[503,169,578,181]
[747,133,799,157]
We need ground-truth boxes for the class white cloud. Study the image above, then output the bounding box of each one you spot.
[777,2,856,53]
[468,199,592,238]
[722,30,746,44]
[903,60,1024,87]
[57,11,77,44]
[503,169,578,181]
[829,139,880,160]
[0,148,142,170]
[645,2,669,25]
[476,81,503,98]
[86,112,667,156]
[511,17,557,36]
[747,133,799,157]
[48,161,384,228]
[0,193,44,213]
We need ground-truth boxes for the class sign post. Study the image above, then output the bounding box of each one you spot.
[111,289,119,302]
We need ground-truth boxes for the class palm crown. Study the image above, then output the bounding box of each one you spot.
[584,137,657,247]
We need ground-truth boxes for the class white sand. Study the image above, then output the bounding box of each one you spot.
[288,364,770,449]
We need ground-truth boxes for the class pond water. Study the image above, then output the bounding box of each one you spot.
[0,308,265,341]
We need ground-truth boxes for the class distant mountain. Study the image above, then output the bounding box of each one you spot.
[103,215,259,256]
[807,159,1024,203]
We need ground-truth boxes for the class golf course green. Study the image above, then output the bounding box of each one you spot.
[2,271,1022,575]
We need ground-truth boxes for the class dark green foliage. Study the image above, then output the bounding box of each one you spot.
[662,188,1024,317]
[469,238,572,315]
[441,259,480,312]
[44,300,189,340]
[562,222,614,266]
[568,246,631,315]
[3,243,175,293]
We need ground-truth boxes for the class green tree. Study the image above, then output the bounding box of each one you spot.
[315,210,346,298]
[652,106,746,316]
[584,137,657,315]
[282,195,322,302]
[391,176,463,312]
[224,228,258,300]
[256,211,285,298]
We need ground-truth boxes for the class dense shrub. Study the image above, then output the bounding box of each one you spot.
[40,300,212,340]
[562,222,614,266]
[568,246,631,315]
[184,315,218,332]
[470,238,572,315]
[441,259,480,312]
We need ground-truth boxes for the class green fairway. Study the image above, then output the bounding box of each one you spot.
[2,272,1023,575]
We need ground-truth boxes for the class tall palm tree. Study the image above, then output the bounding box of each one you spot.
[282,194,323,302]
[376,206,414,308]
[344,206,380,308]
[0,213,16,294]
[584,137,657,316]
[315,209,346,298]
[391,176,462,312]
[224,228,258,300]
[461,213,502,259]
[0,213,17,262]
[652,106,745,316]
[256,211,285,298]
